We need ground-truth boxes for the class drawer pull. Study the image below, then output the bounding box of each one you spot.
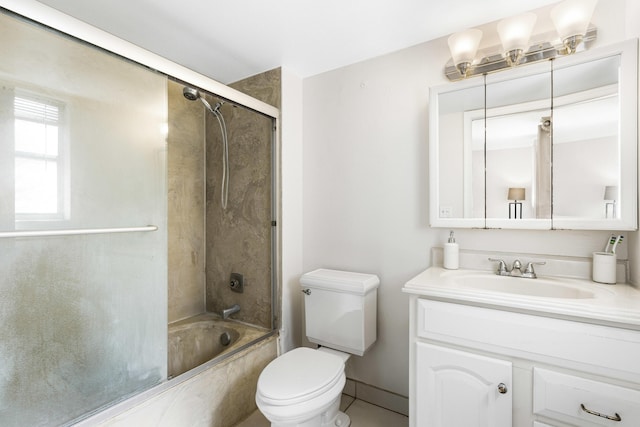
[497,383,508,394]
[580,403,622,422]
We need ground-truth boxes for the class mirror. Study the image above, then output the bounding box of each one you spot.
[484,62,552,229]
[433,79,485,227]
[430,39,638,230]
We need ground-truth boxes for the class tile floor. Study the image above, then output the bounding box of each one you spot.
[235,394,408,427]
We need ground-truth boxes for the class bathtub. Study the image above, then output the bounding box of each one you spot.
[168,313,269,378]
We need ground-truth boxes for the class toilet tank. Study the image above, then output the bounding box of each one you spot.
[301,269,379,356]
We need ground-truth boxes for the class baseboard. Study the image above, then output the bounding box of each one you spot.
[343,378,408,416]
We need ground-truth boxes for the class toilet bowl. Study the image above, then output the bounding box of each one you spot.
[256,347,350,427]
[256,269,379,427]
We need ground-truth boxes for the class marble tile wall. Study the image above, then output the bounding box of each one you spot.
[205,69,281,328]
[167,80,206,323]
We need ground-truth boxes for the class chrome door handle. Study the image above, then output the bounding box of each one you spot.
[497,383,508,394]
[580,404,622,421]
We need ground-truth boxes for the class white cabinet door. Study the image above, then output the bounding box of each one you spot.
[416,342,512,427]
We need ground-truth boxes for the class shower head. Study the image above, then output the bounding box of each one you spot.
[182,86,230,210]
[183,86,200,101]
[183,86,221,115]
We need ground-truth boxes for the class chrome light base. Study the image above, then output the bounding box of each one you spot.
[562,34,584,55]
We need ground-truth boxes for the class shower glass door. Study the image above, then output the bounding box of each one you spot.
[0,12,168,426]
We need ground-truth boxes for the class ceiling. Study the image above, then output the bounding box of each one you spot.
[36,0,559,84]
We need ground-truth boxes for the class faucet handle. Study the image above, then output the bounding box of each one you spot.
[523,261,546,278]
[488,258,509,276]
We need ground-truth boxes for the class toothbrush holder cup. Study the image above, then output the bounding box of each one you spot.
[592,252,617,284]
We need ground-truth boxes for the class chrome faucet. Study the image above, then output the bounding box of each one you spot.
[511,259,523,276]
[488,258,510,276]
[488,258,545,279]
[521,261,546,279]
[222,304,240,319]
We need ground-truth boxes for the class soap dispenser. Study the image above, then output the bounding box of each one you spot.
[444,230,459,270]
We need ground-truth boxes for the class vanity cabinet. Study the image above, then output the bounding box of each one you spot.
[408,297,640,427]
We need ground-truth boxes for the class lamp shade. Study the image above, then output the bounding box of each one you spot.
[551,0,597,41]
[497,12,537,54]
[447,29,483,67]
[507,187,525,201]
[604,186,618,200]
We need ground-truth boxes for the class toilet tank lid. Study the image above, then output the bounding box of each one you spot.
[300,269,380,295]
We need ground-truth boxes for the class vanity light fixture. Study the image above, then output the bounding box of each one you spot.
[497,13,537,66]
[551,0,598,54]
[447,29,483,77]
[604,185,617,219]
[508,187,525,219]
[445,0,598,80]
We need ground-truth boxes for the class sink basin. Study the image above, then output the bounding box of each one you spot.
[448,273,613,299]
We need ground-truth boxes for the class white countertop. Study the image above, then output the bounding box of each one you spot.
[403,267,640,330]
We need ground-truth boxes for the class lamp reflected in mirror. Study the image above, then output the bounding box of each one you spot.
[604,185,617,219]
[508,187,526,219]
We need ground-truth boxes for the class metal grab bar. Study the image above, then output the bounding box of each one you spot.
[0,225,158,238]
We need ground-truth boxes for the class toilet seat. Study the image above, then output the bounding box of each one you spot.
[257,347,345,406]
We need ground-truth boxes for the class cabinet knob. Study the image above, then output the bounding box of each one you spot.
[497,383,508,394]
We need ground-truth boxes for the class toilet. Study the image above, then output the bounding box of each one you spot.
[256,268,380,427]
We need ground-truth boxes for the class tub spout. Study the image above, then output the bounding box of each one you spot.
[222,304,240,320]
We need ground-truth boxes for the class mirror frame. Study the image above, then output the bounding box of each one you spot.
[429,39,638,230]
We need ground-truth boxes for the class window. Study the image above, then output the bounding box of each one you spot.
[14,93,67,221]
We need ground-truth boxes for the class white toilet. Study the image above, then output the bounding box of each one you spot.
[256,268,380,427]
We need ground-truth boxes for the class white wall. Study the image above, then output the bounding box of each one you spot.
[298,0,639,397]
[279,66,304,353]
[302,41,445,395]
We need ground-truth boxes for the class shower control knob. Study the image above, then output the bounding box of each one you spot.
[302,289,311,295]
[229,273,244,293]
[497,383,508,394]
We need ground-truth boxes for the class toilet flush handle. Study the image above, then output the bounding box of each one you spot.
[302,289,311,295]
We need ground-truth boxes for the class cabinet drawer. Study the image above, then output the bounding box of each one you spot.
[416,299,640,381]
[534,368,640,426]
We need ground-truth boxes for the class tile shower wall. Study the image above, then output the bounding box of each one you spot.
[206,69,281,328]
[167,80,206,323]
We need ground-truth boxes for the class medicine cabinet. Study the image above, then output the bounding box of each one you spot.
[429,39,638,230]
